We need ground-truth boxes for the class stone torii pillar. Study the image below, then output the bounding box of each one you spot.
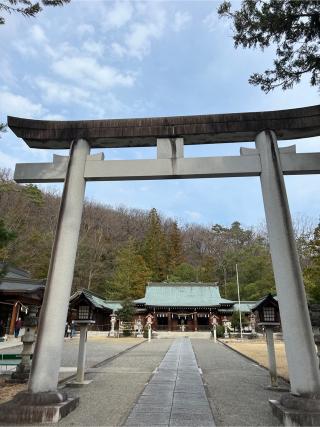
[256,131,320,423]
[0,139,91,424]
[30,139,90,395]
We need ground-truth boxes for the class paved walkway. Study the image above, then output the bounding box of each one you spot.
[125,338,215,427]
[192,340,284,426]
[59,339,173,426]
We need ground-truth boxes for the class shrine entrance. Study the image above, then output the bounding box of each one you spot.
[6,105,320,421]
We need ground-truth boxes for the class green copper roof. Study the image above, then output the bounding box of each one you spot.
[70,289,122,312]
[221,301,256,313]
[138,282,233,307]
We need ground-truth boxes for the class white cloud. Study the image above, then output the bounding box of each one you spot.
[173,11,191,32]
[0,150,20,170]
[0,90,44,118]
[23,24,56,58]
[111,42,127,58]
[42,113,65,120]
[103,1,133,30]
[35,78,91,104]
[203,10,226,33]
[30,25,48,44]
[52,56,135,89]
[0,55,16,86]
[83,40,105,57]
[185,210,203,220]
[124,7,166,59]
[13,40,38,57]
[34,77,130,117]
[77,23,95,36]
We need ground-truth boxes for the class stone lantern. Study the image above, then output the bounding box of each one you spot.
[145,314,154,342]
[252,294,282,389]
[71,304,95,386]
[11,305,38,383]
[210,314,219,343]
[222,316,229,339]
[135,316,143,338]
[109,312,117,337]
[249,313,256,335]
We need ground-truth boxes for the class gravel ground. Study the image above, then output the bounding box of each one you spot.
[221,339,289,380]
[0,337,145,404]
[60,337,145,369]
[59,338,173,426]
[191,339,285,426]
[0,337,144,371]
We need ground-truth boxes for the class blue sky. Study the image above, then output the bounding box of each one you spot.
[0,0,319,228]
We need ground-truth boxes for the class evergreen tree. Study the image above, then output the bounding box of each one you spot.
[0,0,70,25]
[0,218,17,276]
[107,238,151,300]
[231,310,249,330]
[168,263,197,282]
[117,298,135,322]
[197,257,218,282]
[142,208,167,281]
[304,223,320,303]
[0,218,16,249]
[166,221,184,276]
[218,0,320,92]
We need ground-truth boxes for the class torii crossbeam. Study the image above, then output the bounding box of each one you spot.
[3,105,320,425]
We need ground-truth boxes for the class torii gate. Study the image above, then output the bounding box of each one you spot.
[3,105,320,423]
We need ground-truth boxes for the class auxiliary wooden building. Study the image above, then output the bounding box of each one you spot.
[0,263,45,335]
[69,289,122,331]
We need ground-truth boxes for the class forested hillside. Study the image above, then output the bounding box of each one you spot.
[0,169,319,303]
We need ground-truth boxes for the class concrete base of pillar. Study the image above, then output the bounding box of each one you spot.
[0,391,79,424]
[136,334,143,338]
[66,380,92,387]
[270,393,320,426]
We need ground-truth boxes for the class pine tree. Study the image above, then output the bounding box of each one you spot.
[142,208,167,281]
[304,223,320,303]
[168,263,197,282]
[218,0,320,92]
[107,238,151,300]
[0,219,16,249]
[117,299,135,322]
[0,0,70,25]
[0,218,17,276]
[166,221,183,276]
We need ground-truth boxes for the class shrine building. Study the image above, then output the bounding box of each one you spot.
[134,282,234,332]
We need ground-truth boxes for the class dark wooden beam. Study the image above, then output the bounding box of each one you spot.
[8,104,320,149]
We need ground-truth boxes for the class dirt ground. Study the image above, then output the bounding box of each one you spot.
[0,377,27,404]
[221,338,289,380]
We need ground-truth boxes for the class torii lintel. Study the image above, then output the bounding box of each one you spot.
[7,104,320,150]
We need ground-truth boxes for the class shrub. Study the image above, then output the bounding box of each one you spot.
[216,325,225,338]
[123,329,131,337]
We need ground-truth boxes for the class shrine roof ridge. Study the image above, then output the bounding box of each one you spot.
[147,282,219,287]
[7,104,320,149]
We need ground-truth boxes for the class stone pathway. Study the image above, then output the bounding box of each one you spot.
[59,339,173,426]
[125,338,215,426]
[192,339,283,426]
